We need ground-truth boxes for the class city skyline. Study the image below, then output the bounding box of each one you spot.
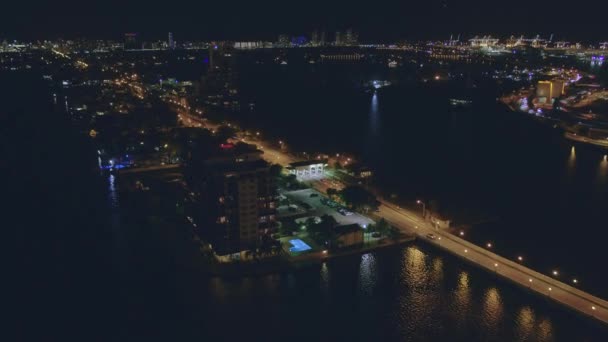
[2,0,607,41]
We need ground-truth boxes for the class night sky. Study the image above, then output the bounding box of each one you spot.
[2,0,606,42]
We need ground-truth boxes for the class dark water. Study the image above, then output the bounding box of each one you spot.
[5,68,608,341]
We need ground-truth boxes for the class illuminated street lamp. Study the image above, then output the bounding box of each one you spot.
[416,200,426,218]
[552,270,559,277]
[517,256,524,262]
[573,278,578,284]
[459,231,465,237]
[486,242,492,248]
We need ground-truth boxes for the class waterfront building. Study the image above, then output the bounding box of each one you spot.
[536,80,565,104]
[189,144,277,259]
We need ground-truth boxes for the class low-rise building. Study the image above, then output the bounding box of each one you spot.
[287,159,328,179]
[334,224,364,249]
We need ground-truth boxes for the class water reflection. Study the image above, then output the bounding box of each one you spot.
[482,287,503,331]
[404,246,426,286]
[320,262,329,294]
[566,146,576,178]
[537,319,554,341]
[431,257,444,283]
[369,92,380,135]
[453,271,472,317]
[515,306,536,340]
[597,154,608,186]
[358,253,377,295]
[108,174,119,208]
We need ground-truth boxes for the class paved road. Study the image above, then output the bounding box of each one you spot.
[178,109,608,325]
[565,132,608,148]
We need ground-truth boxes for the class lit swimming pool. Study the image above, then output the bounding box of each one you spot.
[289,239,312,253]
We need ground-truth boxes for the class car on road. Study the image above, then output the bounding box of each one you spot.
[426,233,436,240]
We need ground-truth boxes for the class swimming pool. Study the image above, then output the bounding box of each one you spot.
[289,239,312,253]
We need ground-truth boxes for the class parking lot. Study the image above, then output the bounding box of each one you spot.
[280,188,374,228]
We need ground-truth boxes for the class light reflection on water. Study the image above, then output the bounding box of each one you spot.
[482,287,503,331]
[566,146,576,178]
[597,155,608,186]
[515,306,536,340]
[369,93,380,136]
[108,174,119,208]
[203,245,603,341]
[358,253,377,295]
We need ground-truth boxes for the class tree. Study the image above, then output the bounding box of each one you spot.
[279,220,298,236]
[326,187,338,198]
[307,214,338,246]
[269,164,283,178]
[340,185,379,212]
[375,218,390,236]
[215,125,237,142]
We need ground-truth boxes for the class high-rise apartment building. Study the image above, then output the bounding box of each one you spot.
[124,33,138,50]
[188,144,277,258]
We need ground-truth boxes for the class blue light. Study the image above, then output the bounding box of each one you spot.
[289,239,312,253]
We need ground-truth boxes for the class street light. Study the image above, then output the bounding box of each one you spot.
[459,231,465,237]
[517,256,524,262]
[416,200,426,218]
[486,242,492,248]
[552,270,559,276]
[573,278,578,284]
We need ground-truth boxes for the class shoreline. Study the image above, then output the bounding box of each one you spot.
[203,234,416,277]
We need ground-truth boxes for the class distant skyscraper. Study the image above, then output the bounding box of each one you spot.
[320,31,326,46]
[277,34,290,47]
[335,31,343,46]
[311,30,319,46]
[345,29,358,46]
[168,32,175,50]
[124,33,138,50]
